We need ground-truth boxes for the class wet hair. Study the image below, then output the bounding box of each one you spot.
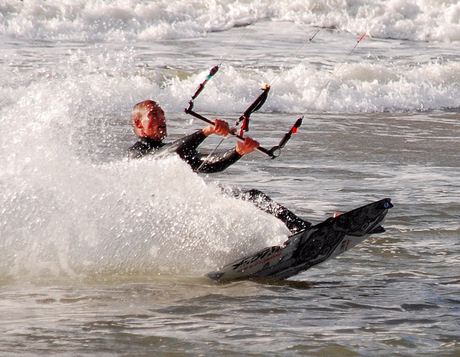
[130,100,163,127]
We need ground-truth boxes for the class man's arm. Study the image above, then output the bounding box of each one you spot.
[173,130,243,173]
[155,119,259,173]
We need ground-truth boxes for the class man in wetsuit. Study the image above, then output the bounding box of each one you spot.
[128,100,310,233]
[128,100,259,173]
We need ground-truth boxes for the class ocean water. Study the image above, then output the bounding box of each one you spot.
[1,0,459,356]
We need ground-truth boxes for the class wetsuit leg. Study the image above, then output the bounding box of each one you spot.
[239,189,311,234]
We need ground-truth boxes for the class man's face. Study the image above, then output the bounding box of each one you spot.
[141,105,167,140]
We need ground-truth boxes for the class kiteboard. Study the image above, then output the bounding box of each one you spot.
[208,198,393,282]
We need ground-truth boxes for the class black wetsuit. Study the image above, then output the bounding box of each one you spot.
[129,131,311,233]
[128,130,242,173]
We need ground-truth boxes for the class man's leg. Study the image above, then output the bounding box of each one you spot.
[238,189,311,234]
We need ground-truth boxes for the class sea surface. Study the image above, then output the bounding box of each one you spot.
[1,0,459,356]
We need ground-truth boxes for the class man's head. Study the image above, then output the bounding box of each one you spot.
[131,100,167,140]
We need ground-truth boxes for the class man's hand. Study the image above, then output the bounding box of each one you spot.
[202,119,231,137]
[202,119,259,155]
[236,137,259,155]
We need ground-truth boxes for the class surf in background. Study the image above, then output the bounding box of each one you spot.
[1,0,459,284]
[2,0,460,113]
[2,0,460,42]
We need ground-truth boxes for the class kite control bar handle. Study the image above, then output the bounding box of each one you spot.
[184,105,277,159]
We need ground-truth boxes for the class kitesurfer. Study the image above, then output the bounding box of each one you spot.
[128,100,311,233]
[128,100,259,173]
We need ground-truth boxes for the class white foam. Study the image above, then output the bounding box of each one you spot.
[1,0,459,42]
[165,59,460,113]
[0,138,287,281]
[0,53,288,282]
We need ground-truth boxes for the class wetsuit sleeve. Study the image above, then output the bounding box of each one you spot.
[173,130,242,173]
